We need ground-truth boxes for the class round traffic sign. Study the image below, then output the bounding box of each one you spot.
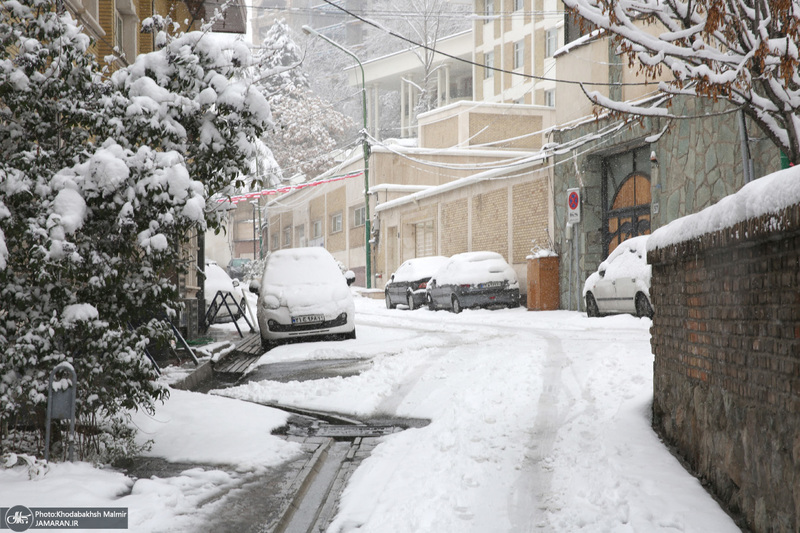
[568,191,579,210]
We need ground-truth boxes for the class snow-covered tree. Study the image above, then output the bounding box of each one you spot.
[253,20,355,180]
[562,0,800,164]
[0,2,270,460]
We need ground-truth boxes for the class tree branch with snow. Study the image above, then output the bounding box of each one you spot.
[563,0,800,163]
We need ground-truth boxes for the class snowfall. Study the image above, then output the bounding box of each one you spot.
[0,293,741,533]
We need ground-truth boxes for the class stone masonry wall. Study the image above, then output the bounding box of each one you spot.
[649,204,800,533]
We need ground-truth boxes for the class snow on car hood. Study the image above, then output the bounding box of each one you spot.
[260,282,352,316]
[258,247,353,316]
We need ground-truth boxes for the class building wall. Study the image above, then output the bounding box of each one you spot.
[551,96,782,311]
[442,198,470,256]
[472,189,508,256]
[649,205,800,533]
[375,166,552,297]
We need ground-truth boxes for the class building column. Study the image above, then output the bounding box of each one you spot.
[445,63,451,105]
[400,79,407,137]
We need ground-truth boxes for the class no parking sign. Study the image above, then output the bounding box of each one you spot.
[567,188,581,224]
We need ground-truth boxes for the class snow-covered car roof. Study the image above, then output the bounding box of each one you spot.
[391,256,449,283]
[431,251,517,286]
[262,247,346,286]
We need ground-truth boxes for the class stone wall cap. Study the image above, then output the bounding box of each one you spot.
[647,166,800,252]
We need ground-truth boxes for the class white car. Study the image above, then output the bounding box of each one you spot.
[252,247,355,351]
[204,262,244,323]
[583,235,653,318]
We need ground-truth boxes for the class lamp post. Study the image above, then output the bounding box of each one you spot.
[302,25,372,288]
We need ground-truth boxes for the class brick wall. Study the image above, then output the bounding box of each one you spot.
[473,189,508,256]
[512,180,549,264]
[649,204,800,533]
[442,198,469,256]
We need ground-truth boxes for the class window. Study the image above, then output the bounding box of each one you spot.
[545,89,556,107]
[513,41,524,70]
[283,226,291,246]
[295,224,305,247]
[271,232,279,250]
[484,0,494,19]
[115,13,124,52]
[513,0,523,11]
[484,52,494,79]
[546,28,558,57]
[353,206,367,227]
[312,219,323,239]
[331,213,343,233]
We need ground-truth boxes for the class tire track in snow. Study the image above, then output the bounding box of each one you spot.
[509,328,578,532]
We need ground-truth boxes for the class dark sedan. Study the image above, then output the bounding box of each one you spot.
[384,256,449,310]
[426,252,520,313]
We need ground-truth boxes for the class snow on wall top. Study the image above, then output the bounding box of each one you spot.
[647,166,800,251]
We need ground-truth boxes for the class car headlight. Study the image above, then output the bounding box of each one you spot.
[262,294,280,310]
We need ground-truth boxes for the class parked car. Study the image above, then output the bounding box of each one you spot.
[251,247,356,351]
[385,256,449,310]
[204,261,245,323]
[227,257,251,280]
[583,235,654,318]
[426,252,520,313]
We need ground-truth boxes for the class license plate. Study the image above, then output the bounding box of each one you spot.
[479,281,503,289]
[292,314,324,325]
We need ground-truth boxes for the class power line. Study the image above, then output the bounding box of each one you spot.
[312,0,656,87]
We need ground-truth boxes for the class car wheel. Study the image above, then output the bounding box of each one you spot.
[635,293,654,319]
[586,293,600,317]
[385,292,395,309]
[407,293,417,310]
[451,295,462,314]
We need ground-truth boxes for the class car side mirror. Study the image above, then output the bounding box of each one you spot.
[599,269,606,278]
[249,280,260,295]
[390,274,395,282]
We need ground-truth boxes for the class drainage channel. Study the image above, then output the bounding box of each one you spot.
[270,408,430,533]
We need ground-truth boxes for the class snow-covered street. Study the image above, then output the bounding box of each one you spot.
[0,294,741,532]
[219,295,740,532]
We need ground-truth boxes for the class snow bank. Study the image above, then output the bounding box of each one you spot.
[648,165,800,250]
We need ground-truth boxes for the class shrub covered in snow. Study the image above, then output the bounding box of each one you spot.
[0,1,270,461]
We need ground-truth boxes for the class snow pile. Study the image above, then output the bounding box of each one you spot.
[649,165,800,250]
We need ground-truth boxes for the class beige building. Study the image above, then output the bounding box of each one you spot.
[474,0,563,106]
[265,101,556,295]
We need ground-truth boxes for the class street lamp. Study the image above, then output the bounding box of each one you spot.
[302,25,372,288]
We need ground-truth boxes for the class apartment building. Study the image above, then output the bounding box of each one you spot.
[474,0,563,106]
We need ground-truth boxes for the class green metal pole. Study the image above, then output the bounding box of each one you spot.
[303,26,371,288]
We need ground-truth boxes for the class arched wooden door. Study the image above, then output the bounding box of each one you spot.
[607,172,651,254]
[602,147,652,256]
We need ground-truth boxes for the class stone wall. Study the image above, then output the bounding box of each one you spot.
[648,204,800,533]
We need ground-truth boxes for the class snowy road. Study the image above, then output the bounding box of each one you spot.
[218,295,742,533]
